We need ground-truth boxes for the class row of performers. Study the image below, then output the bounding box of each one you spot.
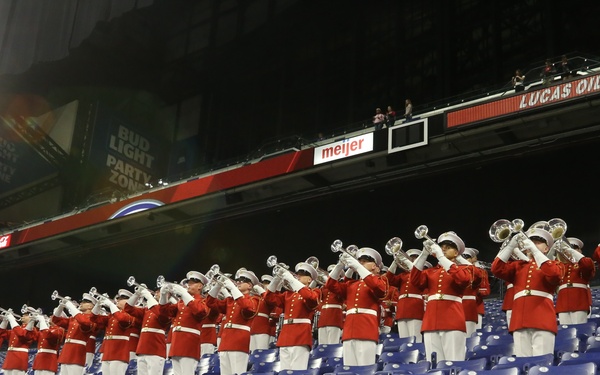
[0,226,598,375]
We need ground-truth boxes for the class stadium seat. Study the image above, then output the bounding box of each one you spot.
[377,349,422,367]
[457,368,520,375]
[466,335,482,352]
[529,362,596,375]
[307,357,324,369]
[435,357,487,374]
[380,361,431,374]
[380,337,415,352]
[492,353,553,374]
[379,332,400,342]
[466,343,514,369]
[311,344,344,360]
[555,327,577,341]
[585,336,600,353]
[248,349,279,366]
[240,372,277,375]
[485,334,513,346]
[398,342,425,359]
[554,336,579,359]
[331,363,378,375]
[558,351,600,367]
[279,368,320,375]
[250,361,281,373]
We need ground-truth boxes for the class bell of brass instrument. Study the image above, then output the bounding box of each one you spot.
[489,219,529,261]
[548,218,576,263]
[384,237,413,271]
[414,225,438,255]
[305,256,329,285]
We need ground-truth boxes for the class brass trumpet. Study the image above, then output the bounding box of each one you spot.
[21,304,42,316]
[414,225,438,255]
[0,307,21,319]
[127,276,151,292]
[489,219,529,261]
[330,239,359,258]
[305,256,329,285]
[548,218,576,263]
[384,237,413,271]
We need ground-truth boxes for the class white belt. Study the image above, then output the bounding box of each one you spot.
[202,324,217,328]
[282,318,312,325]
[65,339,87,346]
[558,283,588,291]
[172,326,201,335]
[507,284,514,289]
[130,333,139,338]
[8,347,29,353]
[38,349,58,354]
[104,335,129,341]
[256,313,270,318]
[462,296,477,300]
[429,294,462,303]
[345,308,378,316]
[222,322,251,332]
[90,336,96,340]
[141,327,166,335]
[321,304,343,309]
[398,294,423,300]
[514,289,553,301]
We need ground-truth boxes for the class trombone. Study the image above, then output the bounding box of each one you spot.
[384,237,413,271]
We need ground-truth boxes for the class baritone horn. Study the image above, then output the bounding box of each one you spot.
[489,218,529,261]
[385,237,413,271]
[548,218,576,263]
[305,256,329,285]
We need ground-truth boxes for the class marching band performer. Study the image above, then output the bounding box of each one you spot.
[492,226,562,357]
[380,283,396,334]
[460,247,490,336]
[90,289,137,375]
[386,249,425,343]
[0,311,34,375]
[326,247,389,366]
[206,268,260,375]
[316,265,345,345]
[249,275,275,351]
[51,296,97,375]
[124,286,172,375]
[80,293,101,370]
[554,237,595,325]
[411,231,481,362]
[30,315,65,375]
[264,260,321,370]
[158,271,210,375]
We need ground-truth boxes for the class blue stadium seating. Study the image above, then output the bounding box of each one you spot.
[530,362,596,375]
[491,353,554,374]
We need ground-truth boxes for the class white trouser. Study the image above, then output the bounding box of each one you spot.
[423,330,466,362]
[505,310,512,327]
[201,343,216,357]
[279,346,310,370]
[3,371,27,375]
[219,351,249,375]
[465,321,478,338]
[342,340,377,366]
[379,326,391,334]
[513,329,555,357]
[397,319,423,343]
[558,311,588,325]
[477,314,483,330]
[318,327,342,345]
[85,353,94,368]
[101,360,129,375]
[137,354,165,375]
[59,364,84,375]
[34,371,55,375]
[171,356,198,375]
[250,334,271,352]
[130,352,137,361]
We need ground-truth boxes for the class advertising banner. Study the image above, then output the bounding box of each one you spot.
[313,133,374,165]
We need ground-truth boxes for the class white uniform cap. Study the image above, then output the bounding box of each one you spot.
[261,275,274,283]
[567,237,584,249]
[437,232,466,255]
[526,228,554,248]
[116,289,133,299]
[424,261,432,269]
[237,270,260,285]
[295,262,318,280]
[186,271,209,285]
[406,249,422,257]
[463,248,479,258]
[81,293,97,305]
[355,247,383,268]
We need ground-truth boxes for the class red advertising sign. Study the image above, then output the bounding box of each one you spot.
[0,234,11,249]
[447,73,600,128]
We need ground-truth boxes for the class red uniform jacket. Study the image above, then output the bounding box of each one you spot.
[91,311,137,363]
[492,258,562,334]
[1,325,34,371]
[317,285,345,329]
[52,314,96,366]
[251,293,275,335]
[476,269,491,316]
[265,287,321,348]
[206,294,258,353]
[386,270,425,320]
[326,274,389,342]
[160,295,209,359]
[32,325,66,372]
[555,257,595,313]
[411,264,481,333]
[380,286,397,329]
[124,304,171,357]
[200,306,221,346]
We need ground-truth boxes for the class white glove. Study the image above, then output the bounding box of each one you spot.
[344,267,355,279]
[6,313,19,329]
[425,240,443,259]
[170,284,194,305]
[437,256,454,271]
[209,282,223,298]
[267,275,282,293]
[53,303,65,317]
[342,254,372,279]
[38,317,49,331]
[523,238,549,265]
[387,260,398,274]
[566,248,585,262]
[455,255,471,265]
[25,318,36,331]
[103,299,119,314]
[512,248,530,261]
[140,289,158,309]
[413,248,429,271]
[218,287,232,299]
[328,262,345,280]
[229,285,243,300]
[0,317,7,329]
[282,271,305,292]
[92,301,104,315]
[64,300,80,316]
[159,285,171,305]
[127,291,141,307]
[252,284,266,295]
[219,276,237,292]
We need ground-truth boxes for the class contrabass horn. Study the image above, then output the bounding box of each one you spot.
[384,237,413,271]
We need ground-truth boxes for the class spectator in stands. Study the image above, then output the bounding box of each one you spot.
[386,105,396,128]
[540,59,555,86]
[512,69,526,92]
[373,107,386,130]
[559,55,574,81]
[404,99,413,121]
